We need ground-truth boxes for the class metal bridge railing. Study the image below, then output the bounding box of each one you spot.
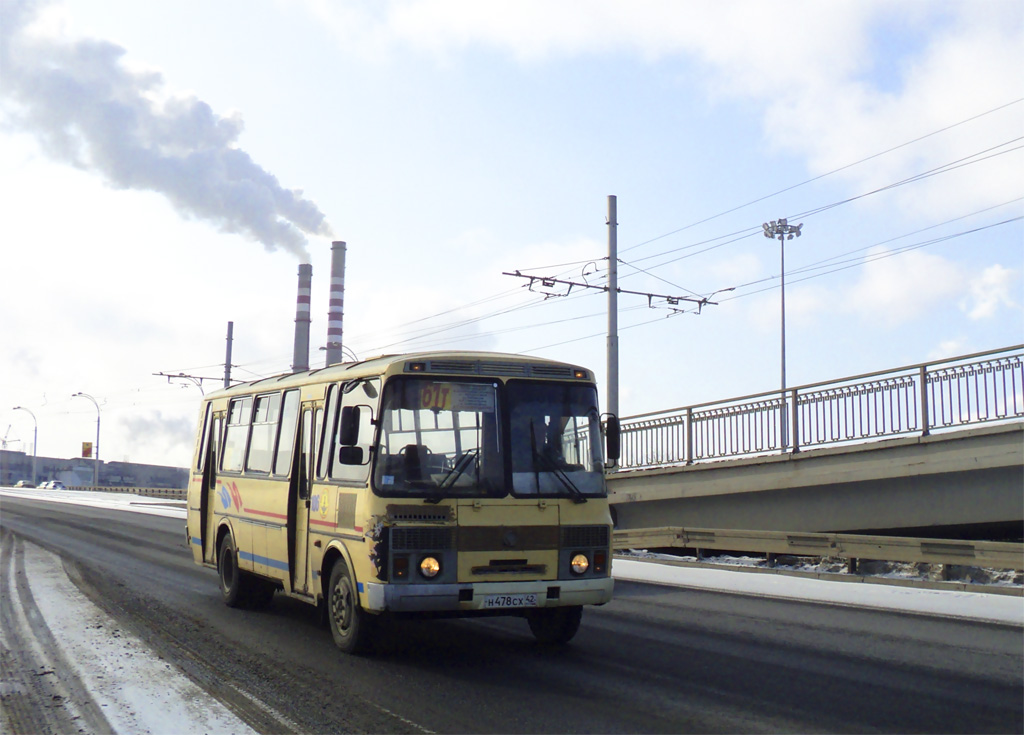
[616,345,1024,471]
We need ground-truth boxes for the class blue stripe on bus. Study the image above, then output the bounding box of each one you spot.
[191,536,202,546]
[238,550,290,571]
[357,582,364,593]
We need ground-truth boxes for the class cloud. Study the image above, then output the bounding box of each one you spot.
[963,264,1019,320]
[928,339,969,361]
[843,246,964,326]
[306,0,1023,220]
[118,410,195,466]
[0,0,333,258]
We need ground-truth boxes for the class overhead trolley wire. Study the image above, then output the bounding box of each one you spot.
[618,97,1024,257]
[220,99,1019,370]
[521,216,1022,355]
[355,100,1024,357]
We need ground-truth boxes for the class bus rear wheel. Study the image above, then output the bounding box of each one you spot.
[526,605,583,644]
[327,561,371,654]
[218,533,251,608]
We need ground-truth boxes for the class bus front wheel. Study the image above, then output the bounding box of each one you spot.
[218,533,251,608]
[527,605,583,644]
[327,561,371,654]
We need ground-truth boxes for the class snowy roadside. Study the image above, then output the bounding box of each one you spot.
[613,558,1024,626]
[1,535,258,735]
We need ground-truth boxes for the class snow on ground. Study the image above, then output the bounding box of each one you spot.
[613,558,1024,626]
[12,538,259,735]
[0,486,1021,734]
[0,486,186,518]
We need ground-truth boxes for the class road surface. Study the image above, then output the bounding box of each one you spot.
[1,495,1021,734]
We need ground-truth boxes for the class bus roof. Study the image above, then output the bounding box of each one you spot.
[203,351,592,401]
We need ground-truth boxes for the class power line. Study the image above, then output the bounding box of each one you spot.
[333,103,1024,357]
[619,97,1024,256]
[518,216,1022,354]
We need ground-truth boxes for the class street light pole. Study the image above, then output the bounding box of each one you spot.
[762,218,803,451]
[71,392,100,487]
[12,406,37,485]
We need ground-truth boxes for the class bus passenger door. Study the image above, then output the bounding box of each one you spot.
[290,407,314,594]
[203,414,223,565]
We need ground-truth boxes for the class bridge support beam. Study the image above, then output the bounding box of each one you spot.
[609,423,1024,539]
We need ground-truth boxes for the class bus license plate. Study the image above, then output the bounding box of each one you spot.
[482,593,539,609]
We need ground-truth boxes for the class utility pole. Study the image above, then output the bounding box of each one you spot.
[505,196,726,469]
[224,321,234,389]
[762,218,803,451]
[607,195,619,450]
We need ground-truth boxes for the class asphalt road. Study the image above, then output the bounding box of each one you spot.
[1,496,1021,734]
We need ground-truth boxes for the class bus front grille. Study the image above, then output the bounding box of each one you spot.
[561,525,609,548]
[391,526,454,551]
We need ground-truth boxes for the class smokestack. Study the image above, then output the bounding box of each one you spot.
[292,263,312,372]
[325,241,346,366]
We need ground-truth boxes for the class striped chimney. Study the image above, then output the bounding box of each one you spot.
[325,241,346,366]
[291,263,312,372]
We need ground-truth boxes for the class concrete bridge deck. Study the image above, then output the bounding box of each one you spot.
[609,422,1023,539]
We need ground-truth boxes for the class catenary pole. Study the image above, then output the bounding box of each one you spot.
[224,321,234,389]
[607,195,619,466]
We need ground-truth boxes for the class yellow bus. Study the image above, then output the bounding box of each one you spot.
[186,351,618,652]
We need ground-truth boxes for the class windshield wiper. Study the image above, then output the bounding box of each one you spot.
[530,420,587,504]
[438,448,478,489]
[421,449,480,503]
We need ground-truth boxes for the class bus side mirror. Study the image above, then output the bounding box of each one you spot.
[605,415,620,462]
[337,445,364,465]
[339,405,361,446]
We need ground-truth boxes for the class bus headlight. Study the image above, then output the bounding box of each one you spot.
[570,553,589,575]
[419,556,441,578]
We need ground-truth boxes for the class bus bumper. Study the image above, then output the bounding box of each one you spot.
[363,577,614,613]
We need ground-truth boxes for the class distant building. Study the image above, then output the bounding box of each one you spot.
[0,449,187,489]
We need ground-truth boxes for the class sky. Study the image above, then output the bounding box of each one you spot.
[1,0,1022,469]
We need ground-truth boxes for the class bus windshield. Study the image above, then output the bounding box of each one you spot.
[507,381,605,499]
[372,377,606,500]
[373,378,504,497]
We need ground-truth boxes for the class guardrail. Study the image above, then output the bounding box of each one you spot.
[616,344,1024,470]
[613,526,1024,571]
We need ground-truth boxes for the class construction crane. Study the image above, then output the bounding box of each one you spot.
[1,425,20,449]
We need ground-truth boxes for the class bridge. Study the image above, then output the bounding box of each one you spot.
[608,345,1024,540]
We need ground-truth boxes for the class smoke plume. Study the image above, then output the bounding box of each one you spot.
[0,0,332,257]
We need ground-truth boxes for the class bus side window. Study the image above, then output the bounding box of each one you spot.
[331,382,377,482]
[196,403,212,472]
[246,393,282,474]
[318,384,339,479]
[273,390,301,476]
[221,397,252,473]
